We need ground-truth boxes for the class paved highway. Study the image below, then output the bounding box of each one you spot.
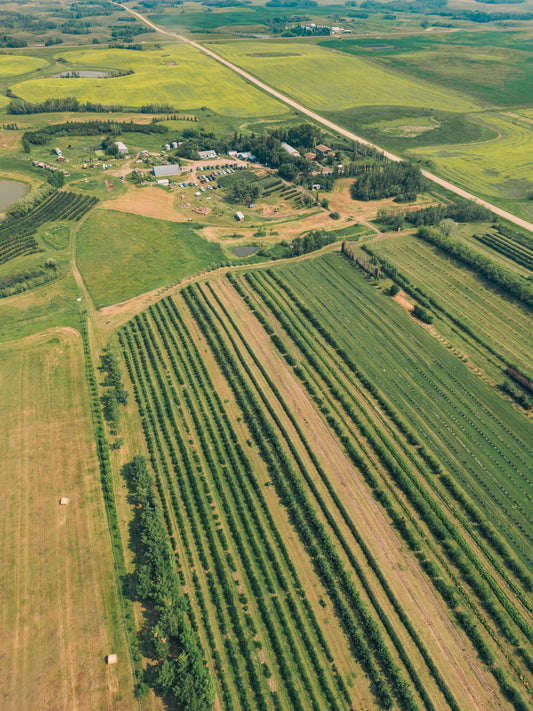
[116,3,533,233]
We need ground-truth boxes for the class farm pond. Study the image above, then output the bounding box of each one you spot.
[0,180,27,212]
[231,244,260,257]
[51,70,110,78]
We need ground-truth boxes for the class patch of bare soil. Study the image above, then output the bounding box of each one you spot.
[105,178,114,193]
[393,290,414,311]
[104,185,186,222]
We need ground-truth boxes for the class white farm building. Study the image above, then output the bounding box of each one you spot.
[115,141,128,155]
[198,150,218,160]
[153,164,181,178]
[281,142,300,157]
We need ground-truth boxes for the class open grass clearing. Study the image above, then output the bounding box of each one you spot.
[0,328,135,711]
[76,209,225,308]
[0,54,48,79]
[11,45,289,117]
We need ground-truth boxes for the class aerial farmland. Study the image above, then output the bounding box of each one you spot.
[0,0,532,709]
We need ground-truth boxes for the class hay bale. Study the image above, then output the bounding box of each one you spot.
[59,497,69,506]
[106,654,117,665]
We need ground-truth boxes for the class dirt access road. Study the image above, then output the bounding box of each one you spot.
[114,2,533,234]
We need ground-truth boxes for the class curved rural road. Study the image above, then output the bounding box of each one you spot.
[117,3,533,233]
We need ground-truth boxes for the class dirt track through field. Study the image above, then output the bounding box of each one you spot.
[117,2,533,234]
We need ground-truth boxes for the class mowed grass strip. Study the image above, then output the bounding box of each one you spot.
[11,45,288,117]
[76,209,225,308]
[0,329,135,711]
[212,41,480,112]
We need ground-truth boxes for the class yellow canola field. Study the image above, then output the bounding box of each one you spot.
[0,55,48,78]
[212,41,481,112]
[10,45,288,117]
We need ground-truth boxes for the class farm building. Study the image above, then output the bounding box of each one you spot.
[163,143,171,151]
[281,142,300,157]
[235,211,245,222]
[305,152,317,161]
[237,151,256,161]
[153,164,181,178]
[316,144,333,156]
[199,150,218,160]
[171,141,178,149]
[157,178,170,186]
[114,141,128,155]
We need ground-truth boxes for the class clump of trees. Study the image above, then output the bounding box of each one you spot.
[404,199,492,226]
[99,347,128,441]
[351,161,427,201]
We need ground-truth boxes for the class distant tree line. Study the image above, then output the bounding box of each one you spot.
[22,119,167,149]
[404,199,492,226]
[8,96,177,115]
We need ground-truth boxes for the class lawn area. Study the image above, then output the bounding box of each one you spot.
[408,111,533,217]
[212,40,481,113]
[76,209,225,308]
[11,44,289,117]
[0,329,136,711]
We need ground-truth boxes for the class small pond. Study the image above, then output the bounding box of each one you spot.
[231,244,260,257]
[51,70,110,78]
[0,180,27,212]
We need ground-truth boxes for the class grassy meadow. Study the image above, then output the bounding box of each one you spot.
[0,329,136,711]
[11,45,289,117]
[408,112,533,217]
[76,209,225,308]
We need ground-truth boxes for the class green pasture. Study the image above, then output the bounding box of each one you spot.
[10,45,289,117]
[408,112,533,216]
[212,40,481,112]
[322,105,497,151]
[76,209,225,307]
[324,31,533,106]
[277,253,533,558]
[370,233,533,378]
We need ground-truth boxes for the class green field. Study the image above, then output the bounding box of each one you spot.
[114,259,533,709]
[11,45,289,117]
[212,41,481,113]
[368,232,533,378]
[76,209,225,308]
[323,32,533,107]
[408,112,533,216]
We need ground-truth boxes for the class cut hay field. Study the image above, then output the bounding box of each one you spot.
[408,112,533,217]
[0,329,135,711]
[76,209,225,308]
[368,233,533,379]
[10,45,288,117]
[212,41,481,113]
